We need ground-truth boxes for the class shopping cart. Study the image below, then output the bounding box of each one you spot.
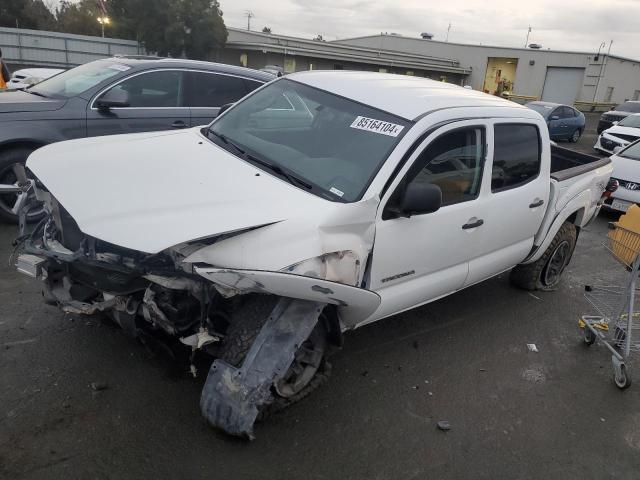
[580,221,640,389]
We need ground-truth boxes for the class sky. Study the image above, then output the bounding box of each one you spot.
[221,0,640,60]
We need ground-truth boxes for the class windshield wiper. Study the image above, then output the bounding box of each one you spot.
[207,130,312,190]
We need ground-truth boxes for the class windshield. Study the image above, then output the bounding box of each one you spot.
[618,115,640,128]
[29,60,129,99]
[526,103,554,117]
[620,141,640,160]
[616,102,640,113]
[208,79,411,202]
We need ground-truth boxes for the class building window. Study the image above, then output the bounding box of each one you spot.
[406,70,414,76]
[378,68,388,73]
[309,63,314,70]
[440,75,448,82]
[239,53,248,67]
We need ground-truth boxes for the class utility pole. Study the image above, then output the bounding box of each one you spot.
[245,11,254,31]
[524,25,531,48]
[445,22,452,42]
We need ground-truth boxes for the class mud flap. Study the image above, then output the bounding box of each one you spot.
[200,298,324,439]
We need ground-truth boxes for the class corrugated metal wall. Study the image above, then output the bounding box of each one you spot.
[0,27,142,69]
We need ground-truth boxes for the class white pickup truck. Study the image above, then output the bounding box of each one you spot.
[14,72,613,438]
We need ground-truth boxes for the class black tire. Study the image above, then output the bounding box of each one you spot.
[614,363,632,390]
[0,147,43,224]
[510,222,577,291]
[217,294,331,419]
[569,128,582,143]
[583,327,596,345]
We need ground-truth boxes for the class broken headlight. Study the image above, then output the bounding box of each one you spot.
[281,250,361,286]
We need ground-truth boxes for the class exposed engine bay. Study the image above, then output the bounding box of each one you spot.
[13,181,376,439]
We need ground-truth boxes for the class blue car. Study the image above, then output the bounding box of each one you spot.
[525,101,586,142]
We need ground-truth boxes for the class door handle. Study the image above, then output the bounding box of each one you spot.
[529,199,544,208]
[462,219,484,230]
[171,120,187,128]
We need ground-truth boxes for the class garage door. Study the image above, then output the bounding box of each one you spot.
[541,67,585,104]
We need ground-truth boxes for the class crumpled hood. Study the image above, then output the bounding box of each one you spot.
[27,128,330,253]
[0,90,66,113]
[604,125,640,142]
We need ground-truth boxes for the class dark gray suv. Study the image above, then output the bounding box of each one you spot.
[0,56,273,222]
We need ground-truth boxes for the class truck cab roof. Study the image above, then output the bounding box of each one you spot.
[288,70,533,121]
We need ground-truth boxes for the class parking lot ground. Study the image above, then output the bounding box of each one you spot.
[3,114,640,480]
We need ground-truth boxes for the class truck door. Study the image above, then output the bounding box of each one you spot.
[87,70,190,136]
[365,121,488,324]
[463,121,550,286]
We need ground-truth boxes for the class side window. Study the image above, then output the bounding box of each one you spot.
[492,124,541,192]
[401,127,485,208]
[105,70,182,107]
[560,106,575,118]
[244,79,265,94]
[185,72,251,107]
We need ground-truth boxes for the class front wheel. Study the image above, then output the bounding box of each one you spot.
[510,222,577,291]
[217,294,331,419]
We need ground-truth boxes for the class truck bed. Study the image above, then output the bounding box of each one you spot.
[551,144,611,182]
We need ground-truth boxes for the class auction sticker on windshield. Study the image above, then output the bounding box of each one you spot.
[350,116,405,137]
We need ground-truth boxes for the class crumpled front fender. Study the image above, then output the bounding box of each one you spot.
[194,267,381,327]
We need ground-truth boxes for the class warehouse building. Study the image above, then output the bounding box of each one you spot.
[220,28,471,83]
[334,34,640,106]
[223,27,640,107]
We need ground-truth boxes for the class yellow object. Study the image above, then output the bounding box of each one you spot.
[609,204,640,265]
[578,317,609,331]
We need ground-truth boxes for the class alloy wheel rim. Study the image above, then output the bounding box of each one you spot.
[543,240,571,286]
[0,162,43,219]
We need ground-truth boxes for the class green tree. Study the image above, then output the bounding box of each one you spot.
[0,0,56,30]
[55,1,102,36]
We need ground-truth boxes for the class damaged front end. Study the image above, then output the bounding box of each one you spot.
[13,183,380,439]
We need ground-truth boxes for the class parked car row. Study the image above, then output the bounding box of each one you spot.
[0,56,274,222]
[6,68,65,90]
[525,101,585,143]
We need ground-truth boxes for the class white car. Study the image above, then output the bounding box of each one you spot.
[595,113,640,155]
[6,68,64,90]
[14,72,613,438]
[603,139,640,212]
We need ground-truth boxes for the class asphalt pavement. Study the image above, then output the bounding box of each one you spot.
[2,113,640,480]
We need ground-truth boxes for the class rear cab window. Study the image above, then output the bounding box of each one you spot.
[491,124,541,191]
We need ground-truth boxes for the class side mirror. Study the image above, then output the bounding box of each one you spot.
[218,103,234,116]
[95,88,130,110]
[613,146,623,154]
[399,183,442,217]
[550,115,560,120]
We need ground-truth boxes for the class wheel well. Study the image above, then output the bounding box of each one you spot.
[0,140,47,156]
[321,304,343,348]
[565,210,582,238]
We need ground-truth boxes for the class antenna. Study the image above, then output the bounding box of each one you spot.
[524,25,531,48]
[245,10,254,31]
[445,22,452,42]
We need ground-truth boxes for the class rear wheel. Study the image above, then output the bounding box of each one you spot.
[569,128,582,143]
[218,294,331,419]
[0,147,44,223]
[510,222,577,291]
